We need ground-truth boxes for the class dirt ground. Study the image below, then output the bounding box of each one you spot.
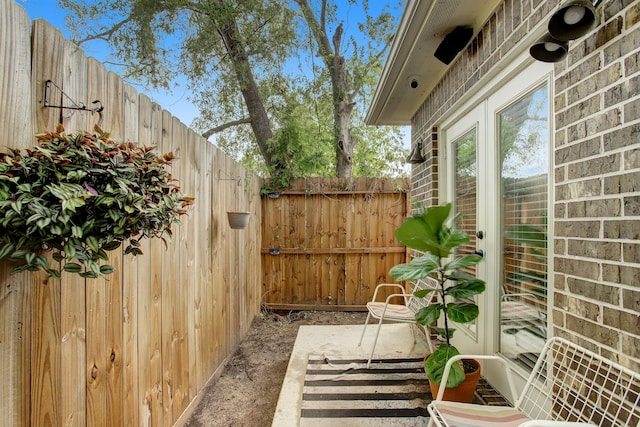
[184,309,368,427]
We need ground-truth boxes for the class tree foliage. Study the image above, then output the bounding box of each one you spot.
[59,0,408,180]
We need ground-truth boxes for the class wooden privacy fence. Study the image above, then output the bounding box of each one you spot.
[0,1,261,426]
[262,178,410,310]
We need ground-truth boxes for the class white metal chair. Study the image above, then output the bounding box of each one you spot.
[501,292,547,338]
[358,277,438,368]
[427,336,640,427]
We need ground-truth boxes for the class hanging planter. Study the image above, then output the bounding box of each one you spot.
[227,211,251,229]
[0,124,194,278]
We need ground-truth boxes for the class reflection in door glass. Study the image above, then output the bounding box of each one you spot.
[499,84,549,369]
[454,128,478,337]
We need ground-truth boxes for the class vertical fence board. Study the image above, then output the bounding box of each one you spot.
[32,19,65,132]
[141,98,165,427]
[135,94,153,427]
[235,163,247,333]
[248,172,260,323]
[205,142,215,376]
[170,118,188,422]
[185,128,198,403]
[105,71,125,427]
[195,142,206,387]
[85,57,108,427]
[0,266,31,427]
[213,153,222,358]
[226,156,234,352]
[211,151,224,370]
[159,110,174,427]
[122,84,140,427]
[59,37,90,427]
[63,43,89,132]
[0,1,33,426]
[202,142,215,382]
[31,274,62,426]
[30,18,66,427]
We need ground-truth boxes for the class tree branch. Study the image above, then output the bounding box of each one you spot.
[202,117,252,139]
[349,38,392,101]
[332,22,343,54]
[77,1,210,45]
[76,16,132,44]
[294,0,334,62]
[320,0,326,34]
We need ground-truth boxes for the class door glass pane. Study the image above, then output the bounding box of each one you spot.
[499,84,549,368]
[454,128,478,336]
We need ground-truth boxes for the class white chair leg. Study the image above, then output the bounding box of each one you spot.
[425,326,435,354]
[358,312,372,346]
[367,316,385,368]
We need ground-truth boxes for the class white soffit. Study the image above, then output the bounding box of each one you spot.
[367,0,501,126]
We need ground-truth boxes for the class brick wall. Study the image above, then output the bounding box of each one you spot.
[411,0,562,198]
[553,0,639,369]
[410,0,639,370]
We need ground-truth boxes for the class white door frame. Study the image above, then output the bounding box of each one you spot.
[438,54,553,399]
[442,102,487,356]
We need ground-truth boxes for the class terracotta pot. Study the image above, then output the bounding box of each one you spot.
[427,358,481,403]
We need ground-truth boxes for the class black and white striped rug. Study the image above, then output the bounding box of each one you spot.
[300,355,431,426]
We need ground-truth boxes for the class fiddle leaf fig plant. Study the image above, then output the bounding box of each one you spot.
[389,203,485,388]
[0,124,194,279]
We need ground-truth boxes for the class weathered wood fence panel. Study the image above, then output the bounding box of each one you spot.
[0,1,262,426]
[0,2,35,426]
[261,178,410,310]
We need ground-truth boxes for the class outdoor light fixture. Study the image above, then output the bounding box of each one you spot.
[434,26,474,65]
[548,0,596,41]
[530,0,597,63]
[406,139,425,164]
[529,33,569,62]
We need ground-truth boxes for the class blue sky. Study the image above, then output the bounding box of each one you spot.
[19,0,200,127]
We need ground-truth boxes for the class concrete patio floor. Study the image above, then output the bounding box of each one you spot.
[271,322,430,426]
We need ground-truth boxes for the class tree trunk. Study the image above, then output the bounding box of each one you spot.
[331,55,355,178]
[217,16,278,170]
[294,0,355,178]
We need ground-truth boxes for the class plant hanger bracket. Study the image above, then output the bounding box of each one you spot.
[44,79,104,126]
[218,169,241,186]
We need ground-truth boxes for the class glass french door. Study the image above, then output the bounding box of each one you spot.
[443,103,487,356]
[495,84,549,370]
[442,59,552,398]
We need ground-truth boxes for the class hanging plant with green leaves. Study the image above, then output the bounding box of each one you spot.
[0,124,194,279]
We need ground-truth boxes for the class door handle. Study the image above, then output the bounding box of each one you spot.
[473,249,484,257]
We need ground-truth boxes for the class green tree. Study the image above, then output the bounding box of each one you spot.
[292,0,398,177]
[63,0,295,172]
[60,0,406,179]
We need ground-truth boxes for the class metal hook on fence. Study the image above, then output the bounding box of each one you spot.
[44,80,104,126]
[218,169,241,186]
